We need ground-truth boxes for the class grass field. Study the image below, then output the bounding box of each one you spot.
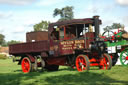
[0,59,128,85]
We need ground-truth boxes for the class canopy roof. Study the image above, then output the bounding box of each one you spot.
[48,16,101,33]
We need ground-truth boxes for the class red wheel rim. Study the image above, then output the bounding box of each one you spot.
[76,55,86,72]
[100,55,109,69]
[21,58,31,73]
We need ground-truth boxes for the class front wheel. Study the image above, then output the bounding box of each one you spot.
[99,53,112,70]
[75,55,90,72]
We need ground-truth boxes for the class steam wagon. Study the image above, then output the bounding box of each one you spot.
[9,16,112,73]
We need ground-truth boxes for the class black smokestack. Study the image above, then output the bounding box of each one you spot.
[93,16,100,39]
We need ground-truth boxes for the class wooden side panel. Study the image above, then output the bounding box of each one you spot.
[9,41,49,54]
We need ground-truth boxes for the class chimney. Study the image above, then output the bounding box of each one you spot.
[93,16,100,39]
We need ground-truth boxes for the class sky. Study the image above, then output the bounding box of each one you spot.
[0,0,128,42]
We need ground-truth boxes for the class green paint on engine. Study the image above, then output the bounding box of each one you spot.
[105,40,128,47]
[115,32,123,39]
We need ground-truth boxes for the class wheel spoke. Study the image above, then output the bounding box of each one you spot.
[82,65,86,70]
[123,54,127,57]
[123,60,126,63]
[104,58,108,69]
[82,65,84,70]
[79,58,81,62]
[104,58,106,64]
[122,56,126,59]
[82,63,86,66]
[124,52,128,56]
[79,58,82,63]
[81,59,84,63]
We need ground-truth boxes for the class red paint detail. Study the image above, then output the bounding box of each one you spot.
[21,57,30,73]
[114,32,117,34]
[90,58,101,66]
[121,48,125,51]
[125,56,128,60]
[76,55,87,72]
[90,58,97,62]
[90,63,99,66]
[118,35,120,37]
[104,39,108,41]
[27,54,35,62]
[111,36,115,41]
[101,36,106,38]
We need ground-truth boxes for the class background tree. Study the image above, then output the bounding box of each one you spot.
[0,34,5,46]
[34,20,50,31]
[7,40,21,46]
[103,23,124,31]
[53,6,74,21]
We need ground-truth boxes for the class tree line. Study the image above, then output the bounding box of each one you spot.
[0,36,21,47]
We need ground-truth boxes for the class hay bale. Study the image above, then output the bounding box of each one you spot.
[0,54,7,59]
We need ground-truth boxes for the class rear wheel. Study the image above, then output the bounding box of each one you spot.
[99,53,112,70]
[21,57,32,73]
[75,55,90,72]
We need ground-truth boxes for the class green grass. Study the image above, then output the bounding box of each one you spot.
[0,59,128,85]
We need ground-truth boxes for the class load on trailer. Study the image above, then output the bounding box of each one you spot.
[9,16,112,73]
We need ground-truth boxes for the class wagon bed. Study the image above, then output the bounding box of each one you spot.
[9,41,49,55]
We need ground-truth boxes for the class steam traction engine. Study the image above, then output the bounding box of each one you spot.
[102,29,128,66]
[9,16,112,73]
